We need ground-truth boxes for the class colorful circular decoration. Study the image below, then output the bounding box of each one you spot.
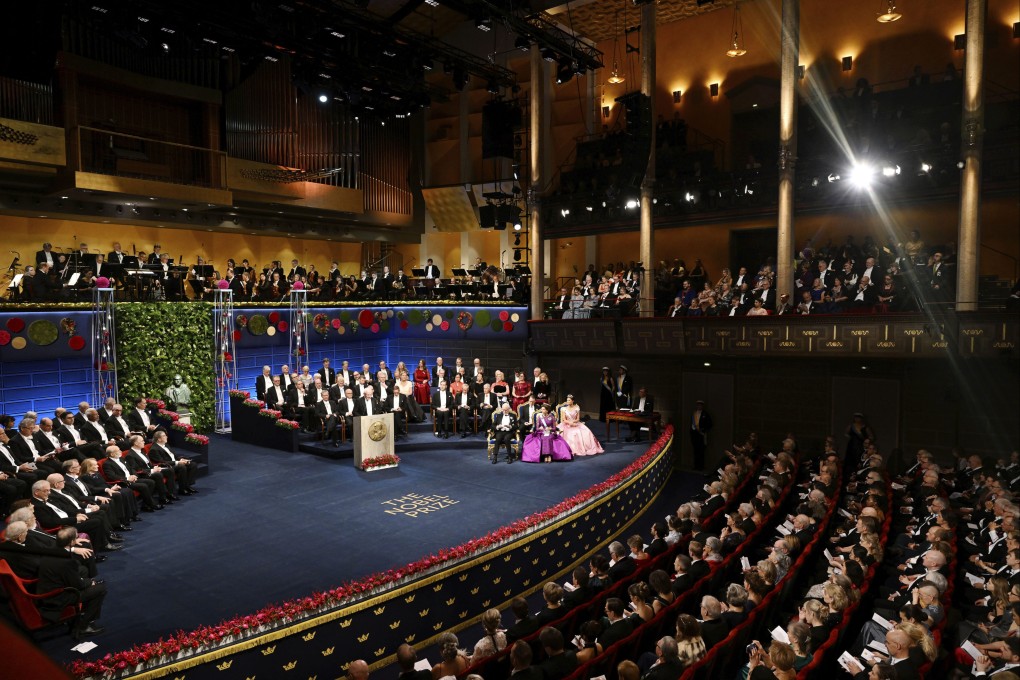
[6,318,25,333]
[331,318,341,329]
[457,311,473,331]
[217,279,229,289]
[340,311,352,323]
[370,323,380,333]
[503,321,514,332]
[425,323,434,332]
[28,320,59,346]
[499,310,510,322]
[396,310,405,320]
[277,321,289,333]
[475,310,491,327]
[400,320,409,330]
[445,310,454,320]
[381,320,390,332]
[511,313,520,323]
[338,325,346,335]
[440,320,450,331]
[248,314,269,335]
[68,336,86,351]
[232,330,242,342]
[266,326,277,337]
[429,313,441,326]
[358,309,374,328]
[408,309,423,325]
[0,330,11,346]
[490,319,503,332]
[11,337,27,350]
[386,310,394,318]
[268,311,281,324]
[94,276,110,289]
[292,280,305,290]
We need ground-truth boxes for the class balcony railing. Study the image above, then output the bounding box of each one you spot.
[74,126,227,189]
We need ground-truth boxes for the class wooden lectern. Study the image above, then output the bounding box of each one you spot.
[353,413,396,469]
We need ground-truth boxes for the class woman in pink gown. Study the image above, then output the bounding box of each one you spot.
[413,359,432,405]
[558,395,604,456]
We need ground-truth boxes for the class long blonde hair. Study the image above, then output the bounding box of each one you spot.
[896,621,936,661]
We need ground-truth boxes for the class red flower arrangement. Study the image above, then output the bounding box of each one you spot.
[66,428,674,679]
[362,454,400,470]
[314,313,329,336]
[242,398,265,409]
[157,409,180,423]
[258,408,282,419]
[228,390,250,399]
[170,422,194,434]
[275,419,300,430]
[184,433,210,446]
[146,398,167,410]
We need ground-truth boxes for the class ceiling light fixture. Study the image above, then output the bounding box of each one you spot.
[876,0,902,23]
[725,3,747,57]
[607,8,625,84]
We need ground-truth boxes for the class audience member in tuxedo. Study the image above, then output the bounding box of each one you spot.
[30,479,119,552]
[646,521,668,557]
[642,636,685,680]
[626,388,655,442]
[686,541,711,583]
[516,395,537,437]
[607,540,637,581]
[396,644,433,680]
[432,380,453,439]
[598,598,635,648]
[102,445,160,511]
[81,458,140,525]
[287,380,315,431]
[453,387,477,438]
[63,459,133,529]
[264,376,288,409]
[698,596,730,649]
[103,404,139,444]
[476,383,497,430]
[337,387,358,422]
[33,418,85,463]
[315,390,342,446]
[489,402,518,463]
[148,430,198,495]
[0,427,42,485]
[81,409,123,450]
[56,411,103,460]
[505,596,540,643]
[10,507,98,576]
[37,528,109,639]
[562,566,593,610]
[538,626,579,680]
[842,628,920,679]
[126,397,162,441]
[10,420,62,475]
[255,365,274,401]
[381,389,408,437]
[97,398,117,424]
[124,435,176,502]
[44,473,122,542]
[73,402,91,431]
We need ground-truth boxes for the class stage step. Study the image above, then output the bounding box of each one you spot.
[298,429,491,459]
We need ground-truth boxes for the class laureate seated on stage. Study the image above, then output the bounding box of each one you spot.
[316,390,343,447]
[148,430,199,496]
[432,380,454,439]
[453,385,476,438]
[286,380,315,431]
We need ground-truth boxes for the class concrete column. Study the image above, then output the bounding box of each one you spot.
[638,0,656,316]
[529,47,549,315]
[956,0,986,312]
[776,0,799,303]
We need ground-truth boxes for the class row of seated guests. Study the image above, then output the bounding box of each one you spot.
[550,270,642,319]
[253,358,555,444]
[412,432,817,680]
[0,401,202,640]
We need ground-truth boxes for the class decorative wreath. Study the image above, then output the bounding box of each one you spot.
[235,314,248,328]
[313,313,329,337]
[457,311,473,331]
[60,318,77,336]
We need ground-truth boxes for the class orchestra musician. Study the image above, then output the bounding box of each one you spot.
[35,242,57,269]
[147,245,163,264]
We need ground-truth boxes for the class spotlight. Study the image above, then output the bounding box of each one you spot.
[881,164,901,177]
[585,206,593,212]
[827,173,841,183]
[920,162,932,173]
[560,208,570,217]
[956,161,965,169]
[318,94,328,103]
[513,221,522,232]
[555,61,574,84]
[848,163,875,188]
[684,192,695,203]
[625,198,639,209]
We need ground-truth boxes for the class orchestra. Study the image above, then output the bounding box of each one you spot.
[7,242,532,304]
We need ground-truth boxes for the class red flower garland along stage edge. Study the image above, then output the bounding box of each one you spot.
[67,427,674,678]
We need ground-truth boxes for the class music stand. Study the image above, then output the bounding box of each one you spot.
[411,268,426,277]
[467,268,481,277]
[452,268,467,277]
[514,265,532,275]
[193,264,214,279]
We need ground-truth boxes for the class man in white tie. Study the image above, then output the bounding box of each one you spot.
[376,371,391,403]
[124,435,176,503]
[148,430,198,495]
[339,387,358,421]
[10,420,61,474]
[455,386,476,438]
[432,379,453,438]
[126,397,163,441]
[30,480,119,551]
[287,380,315,431]
[56,411,104,459]
[265,376,288,409]
[316,389,342,446]
[356,385,379,418]
[490,402,518,465]
[81,409,121,449]
[532,366,542,387]
[255,365,274,401]
[279,364,294,390]
[34,417,84,463]
[101,445,160,511]
[477,383,496,431]
[338,360,352,388]
[387,390,407,437]
[62,459,132,530]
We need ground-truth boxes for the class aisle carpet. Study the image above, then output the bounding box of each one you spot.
[38,427,660,666]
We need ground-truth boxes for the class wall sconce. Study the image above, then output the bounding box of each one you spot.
[672,90,681,103]
[798,64,805,79]
[710,83,719,97]
[954,33,966,50]
[841,56,853,72]
[1013,22,1019,39]
[602,105,610,118]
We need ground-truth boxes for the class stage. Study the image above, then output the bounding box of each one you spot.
[37,425,665,669]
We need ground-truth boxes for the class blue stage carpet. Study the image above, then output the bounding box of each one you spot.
[37,426,665,666]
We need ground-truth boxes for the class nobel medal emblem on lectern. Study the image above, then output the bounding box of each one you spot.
[354,413,396,470]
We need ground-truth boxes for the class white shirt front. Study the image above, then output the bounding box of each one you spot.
[0,443,17,466]
[21,434,40,458]
[439,392,447,409]
[392,395,401,410]
[364,400,373,416]
[111,457,130,477]
[323,401,333,416]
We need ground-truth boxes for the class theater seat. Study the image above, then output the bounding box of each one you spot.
[0,559,81,634]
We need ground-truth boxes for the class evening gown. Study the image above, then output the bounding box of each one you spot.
[558,405,604,456]
[511,380,532,411]
[521,413,573,463]
[412,369,432,405]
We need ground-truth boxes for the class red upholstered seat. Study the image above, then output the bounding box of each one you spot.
[0,559,81,633]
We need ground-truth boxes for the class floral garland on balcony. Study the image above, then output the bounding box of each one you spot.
[67,427,674,679]
[184,433,210,446]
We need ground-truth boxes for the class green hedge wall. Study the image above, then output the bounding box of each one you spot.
[114,303,215,433]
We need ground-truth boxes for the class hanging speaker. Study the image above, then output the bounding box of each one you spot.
[482,101,520,159]
[478,204,498,228]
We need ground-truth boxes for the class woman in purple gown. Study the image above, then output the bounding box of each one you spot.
[521,405,573,463]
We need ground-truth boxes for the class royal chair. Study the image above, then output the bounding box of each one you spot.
[486,428,521,463]
[0,559,82,635]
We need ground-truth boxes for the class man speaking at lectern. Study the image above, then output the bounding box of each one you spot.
[355,385,381,418]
